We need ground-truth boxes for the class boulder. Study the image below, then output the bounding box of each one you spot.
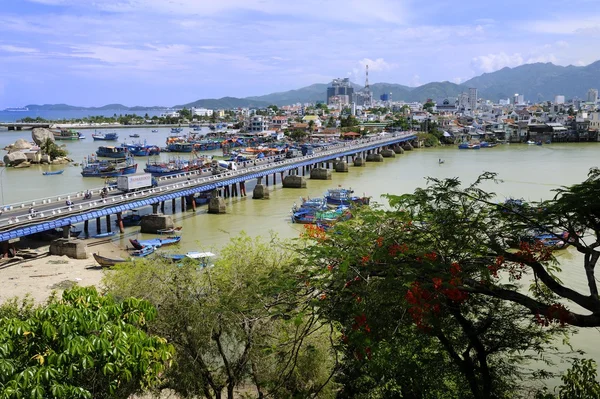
[3,151,28,166]
[32,128,55,145]
[13,139,32,150]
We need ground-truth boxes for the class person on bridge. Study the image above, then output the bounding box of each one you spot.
[66,200,74,206]
[29,207,36,217]
[84,190,92,200]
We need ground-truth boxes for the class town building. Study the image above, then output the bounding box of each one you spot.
[192,108,213,117]
[554,95,565,105]
[588,88,599,104]
[247,115,269,132]
[468,88,478,111]
[327,78,354,105]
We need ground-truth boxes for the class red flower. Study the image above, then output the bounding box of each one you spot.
[432,277,443,290]
[365,346,372,360]
[450,262,461,276]
[327,264,334,271]
[361,255,370,264]
[376,236,384,247]
[424,252,438,262]
[319,293,327,300]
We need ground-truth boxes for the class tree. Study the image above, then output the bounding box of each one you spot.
[340,115,359,128]
[287,128,308,142]
[424,101,435,112]
[103,234,337,399]
[0,287,173,399]
[179,108,192,120]
[300,173,576,398]
[40,138,67,160]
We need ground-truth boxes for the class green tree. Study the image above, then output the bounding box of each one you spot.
[424,101,435,112]
[40,138,67,160]
[287,128,308,142]
[104,234,336,399]
[0,287,173,399]
[340,115,359,128]
[178,108,192,120]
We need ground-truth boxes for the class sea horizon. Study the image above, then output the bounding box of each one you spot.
[0,109,166,123]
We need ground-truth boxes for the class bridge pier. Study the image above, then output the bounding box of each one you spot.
[116,212,125,233]
[189,195,196,212]
[280,172,284,185]
[96,217,101,234]
[240,182,246,196]
[282,175,307,188]
[62,225,72,239]
[181,196,186,212]
[140,214,174,233]
[160,201,165,214]
[310,167,332,180]
[172,198,176,213]
[335,159,348,172]
[84,220,89,235]
[106,215,112,233]
[253,177,269,200]
[208,189,227,214]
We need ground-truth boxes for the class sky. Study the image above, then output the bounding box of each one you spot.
[0,0,599,108]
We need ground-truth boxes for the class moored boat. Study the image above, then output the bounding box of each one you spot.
[130,245,155,257]
[81,154,137,177]
[93,252,127,268]
[161,251,215,267]
[130,236,181,249]
[171,127,183,133]
[93,231,117,239]
[325,188,370,207]
[116,210,142,227]
[96,145,128,158]
[92,132,119,141]
[53,129,80,141]
[42,170,64,175]
[130,133,140,138]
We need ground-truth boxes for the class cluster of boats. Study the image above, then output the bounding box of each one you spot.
[290,188,370,227]
[144,156,212,177]
[458,141,497,149]
[96,142,161,158]
[80,153,137,177]
[165,135,222,153]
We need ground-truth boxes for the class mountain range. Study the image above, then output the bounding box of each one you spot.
[18,61,600,111]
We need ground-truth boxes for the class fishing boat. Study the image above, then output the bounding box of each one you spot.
[291,206,350,224]
[144,156,209,177]
[42,170,64,175]
[96,146,128,158]
[291,197,327,213]
[130,245,155,257]
[92,132,119,141]
[526,140,536,145]
[93,231,117,239]
[81,154,137,177]
[171,127,183,133]
[187,192,211,206]
[129,236,181,249]
[157,226,183,234]
[78,132,86,139]
[93,252,127,268]
[324,188,370,207]
[130,133,140,138]
[116,210,142,227]
[53,129,80,141]
[167,142,194,152]
[151,129,159,133]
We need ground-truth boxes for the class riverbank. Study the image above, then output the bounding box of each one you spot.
[0,239,127,304]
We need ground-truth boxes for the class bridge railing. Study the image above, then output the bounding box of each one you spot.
[0,133,414,227]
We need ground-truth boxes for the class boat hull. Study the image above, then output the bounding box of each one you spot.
[93,252,127,268]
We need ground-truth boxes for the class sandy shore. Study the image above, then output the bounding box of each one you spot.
[0,239,129,304]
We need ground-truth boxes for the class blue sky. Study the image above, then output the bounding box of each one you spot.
[0,0,599,107]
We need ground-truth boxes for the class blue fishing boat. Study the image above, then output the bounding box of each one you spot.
[92,132,119,141]
[81,154,138,177]
[129,236,181,249]
[291,197,327,213]
[130,133,140,138]
[151,129,159,133]
[96,146,128,158]
[161,251,215,267]
[130,245,155,257]
[42,170,64,176]
[291,206,350,224]
[324,188,370,207]
[171,127,183,133]
[167,142,194,152]
[93,231,117,239]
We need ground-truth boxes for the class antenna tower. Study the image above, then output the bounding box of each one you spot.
[365,64,370,90]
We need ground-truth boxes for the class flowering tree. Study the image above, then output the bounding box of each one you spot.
[299,171,588,398]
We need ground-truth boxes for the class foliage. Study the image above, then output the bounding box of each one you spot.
[40,138,67,160]
[340,115,359,128]
[103,233,337,399]
[416,132,439,147]
[423,101,435,112]
[286,128,309,142]
[558,359,600,399]
[0,286,173,399]
[300,173,572,398]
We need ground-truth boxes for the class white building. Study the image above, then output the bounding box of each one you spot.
[587,88,599,104]
[248,116,269,132]
[589,112,600,131]
[192,108,213,117]
[554,95,565,105]
[468,88,478,111]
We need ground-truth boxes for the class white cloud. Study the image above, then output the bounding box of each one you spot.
[357,58,396,72]
[0,45,39,54]
[471,52,524,73]
[527,17,600,34]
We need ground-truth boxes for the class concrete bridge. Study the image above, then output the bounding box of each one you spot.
[0,133,417,257]
[0,122,53,130]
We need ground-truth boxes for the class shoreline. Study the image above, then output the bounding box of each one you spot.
[0,240,128,304]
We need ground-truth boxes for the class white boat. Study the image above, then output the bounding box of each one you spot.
[526,140,536,145]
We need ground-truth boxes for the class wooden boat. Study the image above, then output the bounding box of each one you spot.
[93,252,127,268]
[129,133,140,138]
[54,129,80,141]
[130,245,155,257]
[42,170,64,175]
[93,231,117,239]
[81,154,137,177]
[156,226,183,234]
[130,236,181,250]
[115,210,142,227]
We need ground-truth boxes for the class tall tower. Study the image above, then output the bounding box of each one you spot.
[365,64,370,92]
[363,64,372,108]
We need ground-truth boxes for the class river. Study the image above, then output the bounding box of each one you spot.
[1,126,599,380]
